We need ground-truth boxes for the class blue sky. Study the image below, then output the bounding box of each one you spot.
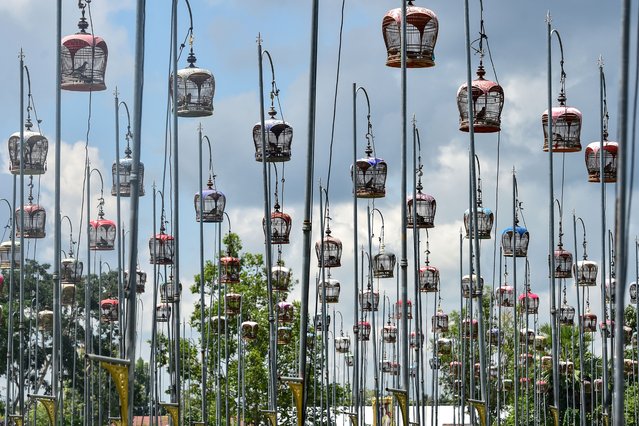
[0,0,636,391]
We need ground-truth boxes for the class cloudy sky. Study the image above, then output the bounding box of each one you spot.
[0,0,637,390]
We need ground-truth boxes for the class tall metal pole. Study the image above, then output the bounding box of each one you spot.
[125,0,146,422]
[547,17,561,413]
[512,172,520,426]
[351,83,360,421]
[170,0,182,415]
[54,0,63,422]
[198,125,208,423]
[257,38,277,414]
[299,0,320,421]
[18,49,25,423]
[114,93,126,357]
[573,215,586,426]
[4,192,16,426]
[399,0,410,408]
[85,164,92,424]
[613,0,631,423]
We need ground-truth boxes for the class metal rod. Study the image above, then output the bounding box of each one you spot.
[351,83,360,420]
[198,124,208,423]
[512,172,520,426]
[125,0,146,422]
[85,163,92,424]
[18,49,25,422]
[573,215,586,426]
[299,0,320,422]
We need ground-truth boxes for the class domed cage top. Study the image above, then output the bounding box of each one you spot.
[518,292,540,315]
[211,315,227,333]
[170,67,215,118]
[373,249,396,279]
[407,192,436,229]
[501,226,529,257]
[253,112,293,162]
[352,157,388,199]
[16,204,46,239]
[61,33,108,91]
[461,274,484,299]
[462,319,478,339]
[315,233,342,268]
[554,247,573,278]
[382,2,438,68]
[585,141,618,183]
[225,293,242,316]
[318,278,340,304]
[89,218,116,251]
[419,265,440,293]
[574,260,598,287]
[605,278,616,303]
[264,209,292,245]
[272,265,292,292]
[241,321,259,341]
[534,335,547,351]
[112,151,145,197]
[0,241,20,270]
[457,65,504,133]
[335,336,351,353]
[124,268,148,294]
[542,106,583,153]
[220,256,241,284]
[463,206,494,239]
[496,285,515,307]
[159,281,181,303]
[8,128,48,175]
[156,303,172,322]
[437,338,452,355]
[149,233,175,265]
[194,184,225,223]
[61,257,83,284]
[100,299,119,323]
[61,283,76,306]
[360,289,380,312]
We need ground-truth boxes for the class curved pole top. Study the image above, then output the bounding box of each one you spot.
[0,199,12,219]
[90,167,105,192]
[223,211,232,234]
[201,133,214,179]
[355,86,372,118]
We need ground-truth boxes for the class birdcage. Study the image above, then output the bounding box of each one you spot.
[194,183,225,223]
[574,260,598,287]
[501,226,529,257]
[170,51,215,117]
[407,192,436,229]
[253,109,293,162]
[463,206,494,239]
[100,299,119,323]
[220,256,241,284]
[112,146,145,197]
[542,106,583,152]
[16,204,46,238]
[382,2,438,68]
[149,233,175,265]
[457,65,504,133]
[419,265,440,293]
[585,141,618,183]
[318,278,340,304]
[8,125,48,175]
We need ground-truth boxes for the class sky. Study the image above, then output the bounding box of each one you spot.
[0,0,637,396]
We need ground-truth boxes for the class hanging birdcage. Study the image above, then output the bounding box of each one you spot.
[61,257,83,284]
[382,323,398,344]
[360,289,380,312]
[429,357,441,371]
[410,331,424,349]
[501,226,529,257]
[265,207,292,245]
[624,359,637,374]
[559,361,575,375]
[100,299,119,323]
[277,301,295,323]
[335,336,351,354]
[194,180,225,223]
[463,206,494,239]
[407,192,436,229]
[437,338,452,355]
[318,278,340,304]
[352,155,387,198]
[410,363,418,378]
[501,379,514,393]
[314,314,330,332]
[156,303,171,323]
[211,316,227,333]
[373,246,396,279]
[382,1,438,68]
[574,260,598,286]
[253,107,293,162]
[541,355,553,371]
[488,327,503,346]
[395,300,413,320]
[461,274,484,299]
[432,310,449,333]
[473,363,481,378]
[419,265,440,293]
[452,380,463,396]
[38,310,54,332]
[275,326,291,345]
[462,319,478,339]
[345,353,354,367]
[449,361,462,379]
[241,321,259,341]
[594,378,604,393]
[225,293,242,316]
[160,277,182,303]
[380,359,393,373]
[457,64,504,133]
[8,123,48,175]
[519,328,535,346]
[583,379,593,394]
[496,285,515,307]
[535,335,548,352]
[112,146,145,197]
[0,241,20,270]
[624,326,633,345]
[149,233,175,265]
[553,246,573,278]
[600,320,614,338]
[518,291,539,315]
[170,49,215,117]
[89,206,116,251]
[357,321,372,341]
[272,265,291,292]
[559,302,576,326]
[542,105,583,153]
[125,268,148,294]
[585,141,618,183]
[220,255,241,284]
[61,284,76,306]
[630,282,638,304]
[519,353,534,367]
[581,311,598,332]
[536,380,549,394]
[16,204,46,239]
[605,278,616,303]
[61,4,108,92]
[315,228,342,268]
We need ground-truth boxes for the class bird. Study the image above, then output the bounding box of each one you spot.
[71,61,89,79]
[475,106,486,120]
